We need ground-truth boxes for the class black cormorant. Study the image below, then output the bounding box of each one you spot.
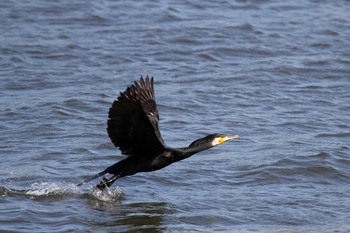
[77,76,239,190]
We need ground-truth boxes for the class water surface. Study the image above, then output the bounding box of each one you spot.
[1,0,350,232]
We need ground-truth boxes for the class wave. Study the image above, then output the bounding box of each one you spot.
[233,151,350,186]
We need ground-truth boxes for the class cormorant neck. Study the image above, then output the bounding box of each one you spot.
[184,143,212,155]
[175,137,214,160]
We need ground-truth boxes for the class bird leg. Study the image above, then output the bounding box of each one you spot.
[96,175,119,190]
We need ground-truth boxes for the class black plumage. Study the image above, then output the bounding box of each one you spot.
[77,76,239,189]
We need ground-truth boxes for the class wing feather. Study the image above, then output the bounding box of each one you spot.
[107,76,165,157]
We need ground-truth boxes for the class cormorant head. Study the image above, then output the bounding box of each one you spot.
[189,133,239,150]
[208,133,239,147]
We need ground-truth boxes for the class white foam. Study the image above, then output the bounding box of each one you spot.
[91,186,123,202]
[23,182,122,202]
[25,182,79,196]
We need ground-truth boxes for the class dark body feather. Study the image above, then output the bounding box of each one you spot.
[77,76,238,189]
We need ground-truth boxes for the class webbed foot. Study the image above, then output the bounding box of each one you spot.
[96,175,119,190]
[96,178,109,190]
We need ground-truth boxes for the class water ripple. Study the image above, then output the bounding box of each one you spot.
[233,152,350,186]
[1,0,350,232]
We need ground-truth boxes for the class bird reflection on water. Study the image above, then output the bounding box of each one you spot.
[87,201,170,232]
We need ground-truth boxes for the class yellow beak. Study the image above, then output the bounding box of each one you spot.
[218,135,239,144]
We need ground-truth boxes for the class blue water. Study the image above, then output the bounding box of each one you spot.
[1,0,350,232]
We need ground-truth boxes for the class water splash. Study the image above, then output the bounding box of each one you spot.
[0,181,123,202]
[25,182,79,197]
[91,186,123,202]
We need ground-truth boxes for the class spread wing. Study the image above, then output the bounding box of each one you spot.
[107,76,165,157]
